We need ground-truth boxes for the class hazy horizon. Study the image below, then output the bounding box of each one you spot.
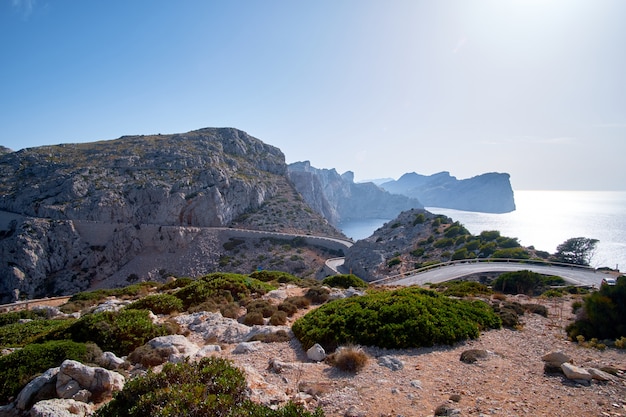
[2,1,625,191]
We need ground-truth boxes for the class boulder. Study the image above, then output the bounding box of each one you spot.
[541,351,571,367]
[233,341,262,354]
[460,349,489,364]
[377,356,404,371]
[56,360,124,402]
[193,345,222,360]
[306,344,326,362]
[588,367,618,382]
[175,312,251,344]
[16,367,59,410]
[561,363,592,381]
[29,399,92,417]
[100,351,126,370]
[146,335,200,363]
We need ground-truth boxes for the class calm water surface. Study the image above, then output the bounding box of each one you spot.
[338,191,626,270]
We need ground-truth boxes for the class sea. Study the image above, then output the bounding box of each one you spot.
[338,190,626,271]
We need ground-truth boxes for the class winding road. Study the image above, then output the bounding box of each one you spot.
[372,260,612,288]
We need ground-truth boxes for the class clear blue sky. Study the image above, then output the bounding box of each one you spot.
[2,0,625,190]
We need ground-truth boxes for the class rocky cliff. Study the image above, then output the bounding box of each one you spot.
[0,128,342,303]
[380,171,515,213]
[287,161,423,225]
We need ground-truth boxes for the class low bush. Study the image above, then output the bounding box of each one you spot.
[242,311,265,326]
[248,330,291,343]
[322,274,367,289]
[174,273,275,311]
[95,357,324,417]
[0,309,48,326]
[492,271,565,296]
[0,340,96,405]
[524,303,548,317]
[269,310,288,326]
[431,281,492,297]
[326,345,368,373]
[304,287,330,304]
[127,293,183,314]
[0,318,74,349]
[284,296,311,309]
[248,270,301,284]
[42,309,171,356]
[245,300,277,318]
[292,287,501,351]
[566,276,626,340]
[278,300,299,316]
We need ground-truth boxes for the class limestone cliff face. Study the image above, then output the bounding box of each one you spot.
[287,161,423,225]
[0,128,286,226]
[381,171,516,213]
[0,128,306,302]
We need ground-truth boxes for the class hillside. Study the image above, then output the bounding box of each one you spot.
[344,208,546,282]
[0,128,344,303]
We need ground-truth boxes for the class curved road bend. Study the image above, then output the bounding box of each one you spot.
[382,262,610,288]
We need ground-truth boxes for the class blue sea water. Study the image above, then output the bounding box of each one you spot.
[338,190,626,271]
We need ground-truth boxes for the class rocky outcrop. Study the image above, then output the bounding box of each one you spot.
[288,161,422,225]
[380,171,515,213]
[342,208,445,281]
[0,128,285,225]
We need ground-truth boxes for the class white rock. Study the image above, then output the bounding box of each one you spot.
[56,360,124,402]
[29,398,92,417]
[588,367,618,382]
[541,351,571,367]
[561,362,592,381]
[307,343,326,362]
[16,367,59,410]
[100,351,126,370]
[233,341,262,354]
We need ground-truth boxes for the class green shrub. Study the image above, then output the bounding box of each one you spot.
[567,276,626,340]
[322,274,367,289]
[127,294,183,314]
[245,300,277,318]
[269,310,288,326]
[283,296,311,309]
[174,273,275,310]
[242,311,265,326]
[248,270,300,284]
[0,309,48,326]
[492,270,564,296]
[44,309,171,356]
[491,247,529,259]
[304,287,330,304]
[431,281,492,298]
[0,318,74,349]
[0,340,93,405]
[159,277,194,291]
[278,300,299,316]
[248,329,291,343]
[292,287,501,351]
[387,257,401,267]
[95,357,324,417]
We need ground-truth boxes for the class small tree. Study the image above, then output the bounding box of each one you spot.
[553,237,598,266]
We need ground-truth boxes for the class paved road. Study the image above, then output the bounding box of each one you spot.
[382,262,611,288]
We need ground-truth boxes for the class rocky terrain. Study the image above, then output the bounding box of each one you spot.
[381,171,516,213]
[0,129,344,303]
[343,208,545,282]
[288,161,422,226]
[1,287,624,417]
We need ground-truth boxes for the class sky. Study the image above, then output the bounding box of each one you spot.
[1,0,625,191]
